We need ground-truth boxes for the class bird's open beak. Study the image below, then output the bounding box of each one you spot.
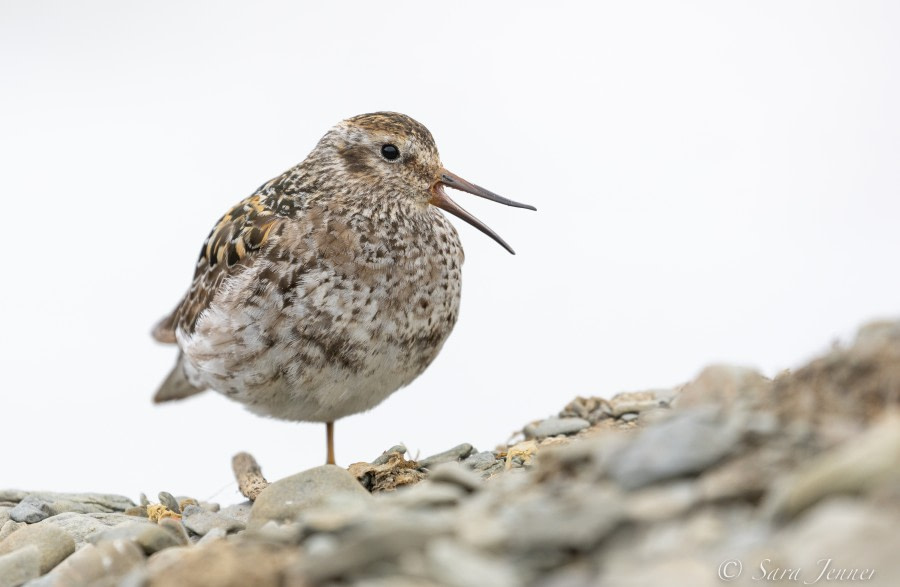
[429,169,536,255]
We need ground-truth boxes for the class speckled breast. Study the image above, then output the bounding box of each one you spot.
[179,202,464,422]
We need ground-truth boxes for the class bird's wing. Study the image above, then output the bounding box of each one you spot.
[152,194,287,343]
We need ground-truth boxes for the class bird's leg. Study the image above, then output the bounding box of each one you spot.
[326,421,336,465]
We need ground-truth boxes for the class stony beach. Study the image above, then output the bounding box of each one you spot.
[2,319,900,587]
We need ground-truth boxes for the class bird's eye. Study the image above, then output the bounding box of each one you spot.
[380,144,400,161]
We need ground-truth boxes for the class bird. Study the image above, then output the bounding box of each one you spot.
[151,112,535,465]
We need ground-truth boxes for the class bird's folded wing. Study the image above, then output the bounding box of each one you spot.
[152,194,286,343]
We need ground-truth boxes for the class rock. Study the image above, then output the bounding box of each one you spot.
[349,451,426,492]
[371,444,408,465]
[382,481,467,509]
[88,521,180,555]
[428,462,483,492]
[181,505,245,536]
[0,523,75,574]
[619,412,638,422]
[157,517,190,546]
[195,527,227,546]
[34,539,145,587]
[559,396,612,424]
[675,364,771,411]
[0,507,9,527]
[248,465,371,529]
[427,538,519,587]
[766,412,900,519]
[623,481,699,523]
[218,501,252,525]
[462,451,500,472]
[146,540,299,587]
[607,406,742,489]
[418,443,475,469]
[157,492,181,514]
[9,496,51,524]
[37,512,148,548]
[0,546,40,587]
[524,417,590,440]
[608,390,672,417]
[0,521,24,541]
[0,491,134,515]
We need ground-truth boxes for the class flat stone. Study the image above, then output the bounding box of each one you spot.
[429,462,483,492]
[0,523,75,574]
[0,545,40,587]
[181,505,245,536]
[88,521,180,555]
[418,444,475,469]
[9,496,51,524]
[462,451,499,472]
[619,412,638,422]
[0,491,134,515]
[608,390,671,417]
[36,512,148,548]
[675,364,771,410]
[371,444,408,465]
[607,406,742,489]
[382,481,467,509]
[524,417,590,440]
[33,539,145,587]
[248,465,371,529]
[157,492,181,514]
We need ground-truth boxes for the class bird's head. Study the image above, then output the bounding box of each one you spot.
[316,111,535,254]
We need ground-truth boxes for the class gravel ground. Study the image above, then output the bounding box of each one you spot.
[2,319,900,587]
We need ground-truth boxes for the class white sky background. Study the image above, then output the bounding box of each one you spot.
[1,2,898,502]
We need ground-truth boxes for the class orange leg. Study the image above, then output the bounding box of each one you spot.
[326,421,336,465]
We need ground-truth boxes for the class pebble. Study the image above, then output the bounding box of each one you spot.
[371,444,408,465]
[218,501,252,525]
[607,390,670,416]
[462,451,499,471]
[428,462,483,492]
[607,406,742,489]
[31,539,145,587]
[0,491,134,515]
[9,496,51,524]
[418,443,475,469]
[619,412,638,422]
[181,504,245,536]
[88,521,181,555]
[157,492,181,514]
[0,523,75,574]
[145,540,299,587]
[382,481,467,509]
[524,417,590,440]
[36,512,149,548]
[427,538,519,587]
[248,464,371,529]
[0,545,40,587]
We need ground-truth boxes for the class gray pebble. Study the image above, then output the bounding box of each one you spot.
[372,444,408,465]
[218,501,252,525]
[0,523,76,574]
[463,451,500,472]
[0,491,134,515]
[9,496,51,524]
[195,526,227,546]
[248,465,371,529]
[607,406,742,489]
[36,512,149,549]
[419,443,475,469]
[157,492,181,514]
[524,417,590,440]
[88,521,180,555]
[619,412,639,422]
[181,505,245,536]
[429,462,483,492]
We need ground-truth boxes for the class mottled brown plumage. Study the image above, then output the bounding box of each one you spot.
[153,112,534,463]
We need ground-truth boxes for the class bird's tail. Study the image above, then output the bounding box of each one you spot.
[154,355,206,403]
